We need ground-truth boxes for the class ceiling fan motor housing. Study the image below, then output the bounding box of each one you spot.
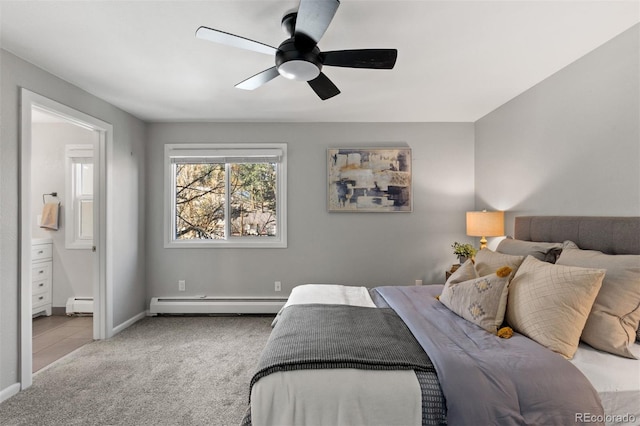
[276,38,322,81]
[281,11,297,37]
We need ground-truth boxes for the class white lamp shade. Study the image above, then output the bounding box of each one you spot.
[466,211,504,237]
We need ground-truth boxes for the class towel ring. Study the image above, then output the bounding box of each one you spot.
[42,192,58,204]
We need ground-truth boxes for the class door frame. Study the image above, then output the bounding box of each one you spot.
[19,89,113,389]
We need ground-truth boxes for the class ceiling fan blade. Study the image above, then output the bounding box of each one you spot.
[307,72,340,100]
[235,67,280,90]
[295,0,339,48]
[196,26,277,56]
[322,49,398,69]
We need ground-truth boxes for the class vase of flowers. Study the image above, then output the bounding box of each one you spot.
[451,242,477,264]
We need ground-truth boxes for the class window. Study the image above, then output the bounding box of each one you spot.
[164,143,287,248]
[65,145,94,249]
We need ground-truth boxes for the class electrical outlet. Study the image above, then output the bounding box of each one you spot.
[415,279,423,286]
[274,281,281,292]
[178,280,186,291]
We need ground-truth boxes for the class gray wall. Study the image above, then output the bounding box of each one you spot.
[0,50,147,391]
[146,122,475,300]
[475,24,640,235]
[32,123,96,306]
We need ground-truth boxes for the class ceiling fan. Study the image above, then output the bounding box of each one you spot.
[195,0,398,100]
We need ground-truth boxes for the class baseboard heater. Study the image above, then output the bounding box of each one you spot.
[149,297,287,315]
[65,297,94,315]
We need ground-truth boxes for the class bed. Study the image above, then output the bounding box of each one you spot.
[243,216,640,426]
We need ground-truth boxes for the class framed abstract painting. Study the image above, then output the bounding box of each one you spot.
[327,147,412,212]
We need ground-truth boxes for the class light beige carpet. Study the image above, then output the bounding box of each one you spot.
[0,315,274,426]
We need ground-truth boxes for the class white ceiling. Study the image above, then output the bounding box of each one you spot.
[1,1,638,123]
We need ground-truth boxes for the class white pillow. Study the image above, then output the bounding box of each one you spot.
[444,259,477,285]
[440,267,512,334]
[557,248,640,359]
[506,256,605,359]
[474,248,524,278]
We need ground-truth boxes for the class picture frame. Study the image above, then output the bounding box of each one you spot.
[327,147,412,212]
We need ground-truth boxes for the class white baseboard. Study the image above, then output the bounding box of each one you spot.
[149,296,287,315]
[65,297,94,315]
[111,310,146,337]
[0,382,21,403]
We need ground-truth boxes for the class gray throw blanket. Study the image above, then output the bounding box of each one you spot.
[252,304,434,387]
[246,303,446,426]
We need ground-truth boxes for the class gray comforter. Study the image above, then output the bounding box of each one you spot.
[376,285,605,426]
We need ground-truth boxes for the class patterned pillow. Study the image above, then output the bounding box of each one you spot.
[496,238,564,263]
[506,256,605,359]
[557,248,640,359]
[474,248,524,278]
[444,259,477,285]
[440,267,512,334]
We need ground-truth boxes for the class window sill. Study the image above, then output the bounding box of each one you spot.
[164,239,287,249]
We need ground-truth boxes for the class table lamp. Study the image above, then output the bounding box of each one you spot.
[466,210,504,249]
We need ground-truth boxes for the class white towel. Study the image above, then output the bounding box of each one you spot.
[40,202,60,230]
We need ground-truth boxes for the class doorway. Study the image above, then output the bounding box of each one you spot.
[20,89,113,389]
[30,107,97,372]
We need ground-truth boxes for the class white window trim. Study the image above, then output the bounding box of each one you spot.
[65,144,94,249]
[164,143,287,248]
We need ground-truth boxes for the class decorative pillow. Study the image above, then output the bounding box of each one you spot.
[496,238,564,263]
[444,259,477,285]
[474,248,524,278]
[563,240,580,250]
[440,266,513,334]
[506,256,605,359]
[556,248,640,359]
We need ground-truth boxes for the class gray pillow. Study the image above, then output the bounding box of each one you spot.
[497,238,563,263]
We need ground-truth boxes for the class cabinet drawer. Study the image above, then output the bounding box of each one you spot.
[32,244,52,261]
[32,262,52,281]
[32,278,51,296]
[32,291,51,308]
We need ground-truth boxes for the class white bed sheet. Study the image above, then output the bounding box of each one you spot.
[251,369,421,426]
[282,283,376,308]
[271,283,376,326]
[571,342,640,426]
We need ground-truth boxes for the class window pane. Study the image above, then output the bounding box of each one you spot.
[80,163,93,196]
[230,163,277,237]
[79,200,93,239]
[175,163,226,240]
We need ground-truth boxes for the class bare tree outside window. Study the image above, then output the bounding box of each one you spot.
[230,163,277,237]
[175,163,226,239]
[174,162,277,240]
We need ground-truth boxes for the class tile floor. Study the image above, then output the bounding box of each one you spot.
[32,315,93,373]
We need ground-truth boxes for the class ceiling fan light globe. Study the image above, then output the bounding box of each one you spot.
[277,60,320,81]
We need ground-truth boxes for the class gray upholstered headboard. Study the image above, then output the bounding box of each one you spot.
[514,216,640,255]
